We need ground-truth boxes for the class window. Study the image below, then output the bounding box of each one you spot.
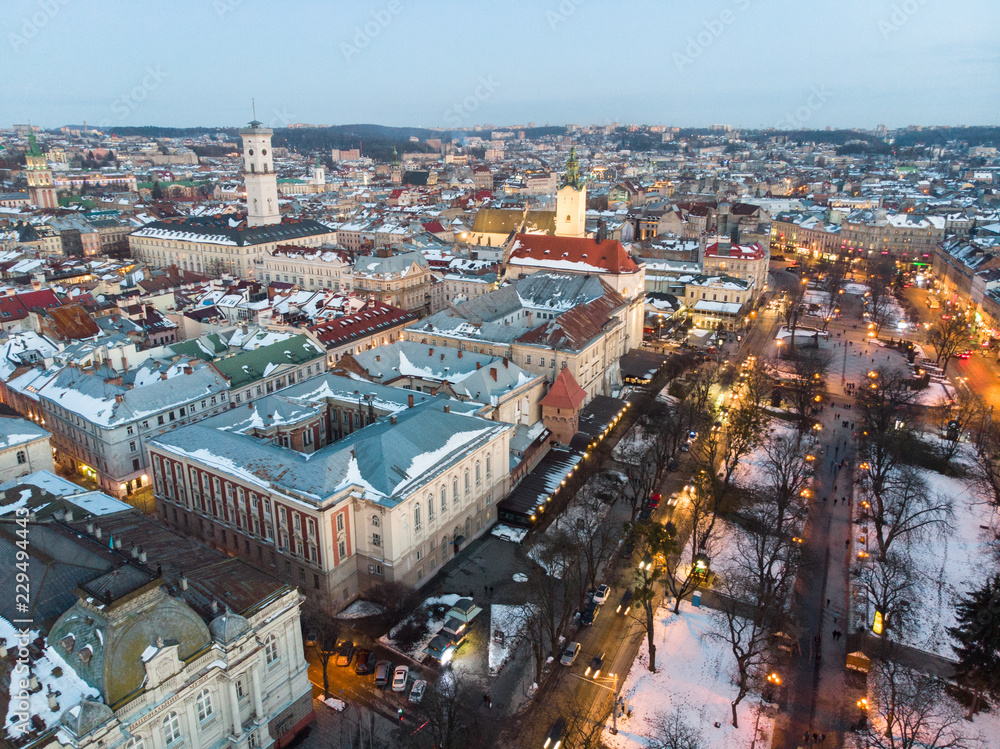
[464,469,470,494]
[475,461,481,486]
[371,514,380,528]
[264,634,279,664]
[526,355,531,365]
[441,487,447,514]
[236,678,247,699]
[196,688,213,721]
[369,563,383,576]
[414,504,421,530]
[132,458,140,472]
[453,477,459,504]
[338,539,347,558]
[486,453,492,480]
[336,514,344,531]
[162,712,181,745]
[540,357,545,367]
[428,494,434,521]
[372,532,381,546]
[123,738,145,749]
[16,451,26,465]
[157,415,165,426]
[127,425,134,435]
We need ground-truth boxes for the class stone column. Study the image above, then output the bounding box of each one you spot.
[184,699,203,749]
[251,665,265,720]
[228,679,243,738]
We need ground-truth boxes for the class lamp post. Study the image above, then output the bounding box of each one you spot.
[570,671,622,733]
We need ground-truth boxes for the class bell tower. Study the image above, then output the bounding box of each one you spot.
[25,132,58,209]
[239,117,280,227]
[555,146,587,238]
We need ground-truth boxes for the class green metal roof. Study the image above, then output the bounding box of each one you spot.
[212,335,325,389]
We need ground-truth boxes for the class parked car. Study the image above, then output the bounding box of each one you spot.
[592,584,610,605]
[560,641,581,666]
[354,649,376,675]
[304,629,317,647]
[335,640,355,667]
[543,718,566,749]
[374,660,392,688]
[409,679,427,704]
[647,493,661,508]
[581,601,601,626]
[620,537,635,558]
[616,588,634,616]
[638,505,653,521]
[585,652,605,678]
[667,458,680,472]
[391,665,409,692]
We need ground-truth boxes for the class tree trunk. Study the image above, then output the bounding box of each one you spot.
[966,689,981,721]
[731,700,740,729]
[321,660,330,699]
[647,606,657,671]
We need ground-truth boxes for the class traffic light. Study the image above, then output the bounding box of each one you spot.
[398,708,404,722]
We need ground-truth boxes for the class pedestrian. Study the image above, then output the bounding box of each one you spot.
[821,733,827,743]
[813,732,819,743]
[834,612,839,625]
[826,598,830,607]
[833,498,838,506]
[484,585,488,596]
[846,539,850,548]
[822,496,827,503]
[490,585,494,596]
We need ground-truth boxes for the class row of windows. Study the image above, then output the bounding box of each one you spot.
[411,455,492,531]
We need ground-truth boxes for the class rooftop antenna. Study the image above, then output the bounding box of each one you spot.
[252,98,257,123]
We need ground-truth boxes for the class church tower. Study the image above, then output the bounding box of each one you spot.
[239,119,281,227]
[25,132,58,209]
[555,146,587,237]
[390,147,402,185]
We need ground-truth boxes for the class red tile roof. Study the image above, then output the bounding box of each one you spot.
[540,368,588,410]
[509,234,640,275]
[308,301,416,348]
[516,290,627,352]
[0,289,62,321]
[704,241,767,260]
[47,304,101,340]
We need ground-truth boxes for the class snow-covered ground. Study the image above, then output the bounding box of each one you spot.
[491,524,529,544]
[842,282,869,295]
[335,599,385,619]
[379,593,464,660]
[854,446,1000,658]
[603,603,773,749]
[489,603,536,676]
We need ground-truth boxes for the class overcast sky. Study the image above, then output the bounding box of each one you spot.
[2,0,997,130]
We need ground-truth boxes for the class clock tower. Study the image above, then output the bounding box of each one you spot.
[25,132,58,209]
[239,119,281,227]
[555,146,587,238]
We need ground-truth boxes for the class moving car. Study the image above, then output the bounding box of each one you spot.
[391,665,409,692]
[958,350,973,359]
[592,583,610,605]
[560,641,581,666]
[374,660,392,688]
[666,492,681,507]
[543,718,566,749]
[585,652,605,678]
[616,588,634,615]
[409,679,427,704]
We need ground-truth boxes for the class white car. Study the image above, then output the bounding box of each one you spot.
[592,584,610,605]
[560,642,581,666]
[391,665,409,692]
[409,679,427,704]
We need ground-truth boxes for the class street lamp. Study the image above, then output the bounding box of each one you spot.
[571,671,622,734]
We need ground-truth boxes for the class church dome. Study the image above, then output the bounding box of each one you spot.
[60,699,114,738]
[209,612,250,644]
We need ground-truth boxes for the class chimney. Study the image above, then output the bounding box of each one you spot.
[428,348,433,356]
[490,367,497,382]
[47,692,58,712]
[184,366,193,375]
[211,600,219,614]
[180,576,188,591]
[114,537,122,550]
[375,355,380,362]
[430,387,437,396]
[458,350,463,358]
[139,549,147,563]
[389,414,397,425]
[476,362,481,370]
[64,509,73,523]
[95,526,102,540]
[131,545,139,559]
[441,353,445,361]
[443,404,450,413]
[86,521,94,535]
[407,394,414,408]
[503,357,509,369]
[114,393,124,403]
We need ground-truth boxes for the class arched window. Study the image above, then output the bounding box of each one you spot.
[16,451,25,465]
[123,738,145,749]
[440,486,447,514]
[162,712,181,745]
[195,688,213,721]
[414,503,421,529]
[452,477,459,504]
[475,461,481,486]
[371,514,380,528]
[486,454,492,480]
[427,493,434,521]
[464,469,470,494]
[264,634,279,665]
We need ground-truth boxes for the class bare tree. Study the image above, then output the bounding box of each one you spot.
[782,276,806,354]
[519,537,575,675]
[858,657,976,749]
[661,480,720,616]
[646,708,704,749]
[863,463,952,563]
[929,313,973,374]
[306,612,340,699]
[866,256,898,337]
[853,550,917,642]
[931,387,984,469]
[394,674,486,749]
[785,349,832,429]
